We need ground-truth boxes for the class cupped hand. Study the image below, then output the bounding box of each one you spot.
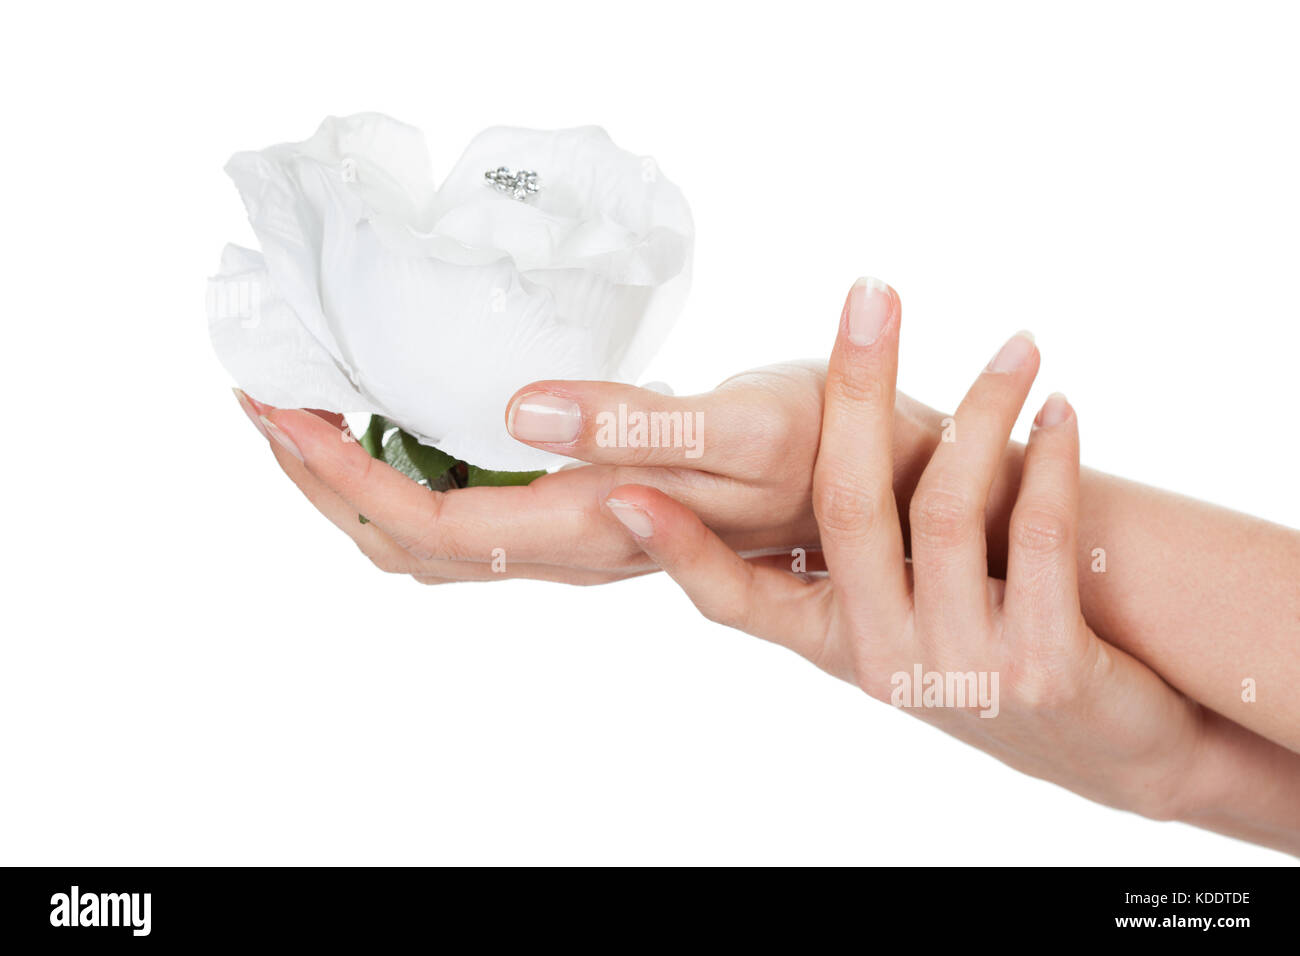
[232,358,837,584]
[602,279,1211,819]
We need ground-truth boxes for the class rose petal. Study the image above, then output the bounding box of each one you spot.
[212,115,694,471]
[207,245,379,414]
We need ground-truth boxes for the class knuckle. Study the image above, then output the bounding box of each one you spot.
[827,365,888,410]
[1006,637,1092,712]
[713,398,805,480]
[1007,663,1074,712]
[739,402,798,457]
[1009,506,1072,557]
[404,498,466,562]
[813,476,882,539]
[715,367,822,474]
[1007,615,1102,711]
[909,487,978,548]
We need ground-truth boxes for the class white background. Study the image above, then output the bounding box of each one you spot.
[2,1,1297,864]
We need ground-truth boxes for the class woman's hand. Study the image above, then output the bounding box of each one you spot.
[233,360,836,585]
[601,279,1216,822]
[233,276,1300,848]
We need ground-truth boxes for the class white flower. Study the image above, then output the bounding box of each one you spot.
[208,113,693,471]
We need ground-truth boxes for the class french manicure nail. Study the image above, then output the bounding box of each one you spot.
[605,499,654,538]
[508,393,581,443]
[261,416,304,463]
[1037,392,1072,427]
[844,276,894,346]
[987,330,1036,373]
[233,387,269,438]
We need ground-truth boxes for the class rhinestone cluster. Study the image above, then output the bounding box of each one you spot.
[484,166,540,200]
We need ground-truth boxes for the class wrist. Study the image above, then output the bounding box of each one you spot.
[1174,708,1300,855]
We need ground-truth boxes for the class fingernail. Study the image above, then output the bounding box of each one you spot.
[987,330,1036,373]
[508,393,581,443]
[844,276,894,346]
[1036,391,1072,428]
[233,387,269,438]
[261,416,304,463]
[605,498,654,538]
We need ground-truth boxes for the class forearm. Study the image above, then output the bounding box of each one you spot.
[891,392,1300,751]
[1179,708,1300,856]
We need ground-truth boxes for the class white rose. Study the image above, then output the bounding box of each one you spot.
[207,113,693,471]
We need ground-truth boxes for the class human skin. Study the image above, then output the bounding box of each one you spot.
[239,287,1300,755]
[599,278,1300,855]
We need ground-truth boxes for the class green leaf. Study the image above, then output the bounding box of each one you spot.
[466,465,547,487]
[354,415,543,505]
[359,414,390,460]
[399,431,456,484]
[378,429,455,486]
